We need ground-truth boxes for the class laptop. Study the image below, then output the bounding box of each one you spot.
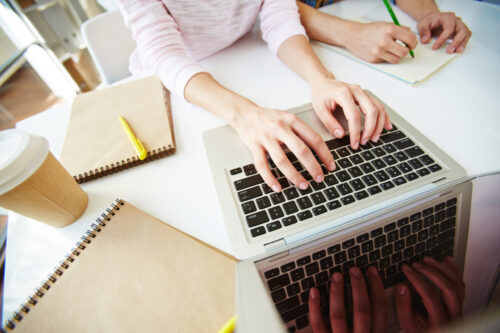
[203,92,467,260]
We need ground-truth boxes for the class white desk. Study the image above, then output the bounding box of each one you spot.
[3,0,500,324]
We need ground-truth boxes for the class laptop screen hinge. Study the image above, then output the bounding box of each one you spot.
[264,238,287,252]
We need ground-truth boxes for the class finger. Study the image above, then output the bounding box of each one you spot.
[285,133,324,184]
[433,20,456,50]
[351,86,379,145]
[337,91,361,150]
[266,140,308,190]
[402,265,448,328]
[292,119,336,172]
[330,272,348,333]
[418,19,432,44]
[412,262,463,319]
[314,102,346,139]
[309,287,330,333]
[370,97,392,131]
[395,283,419,333]
[251,146,281,192]
[391,26,418,50]
[424,256,465,301]
[350,267,371,333]
[456,28,472,53]
[444,256,466,301]
[446,19,469,53]
[366,266,388,333]
[380,50,401,64]
[386,40,411,59]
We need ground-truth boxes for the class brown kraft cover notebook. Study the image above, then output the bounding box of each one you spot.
[4,200,236,332]
[60,76,175,183]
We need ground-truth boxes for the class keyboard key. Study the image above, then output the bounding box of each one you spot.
[355,190,369,200]
[386,166,401,178]
[324,174,338,186]
[297,197,313,209]
[245,168,257,176]
[269,206,284,220]
[382,244,393,257]
[306,262,320,276]
[292,161,303,172]
[256,196,272,209]
[312,205,327,216]
[369,249,381,262]
[394,152,409,162]
[337,147,350,157]
[230,167,243,175]
[301,277,315,290]
[328,244,341,254]
[341,195,355,205]
[338,158,353,169]
[348,245,361,259]
[312,250,326,260]
[290,268,305,282]
[283,201,299,215]
[311,192,327,205]
[271,288,286,303]
[250,226,266,237]
[393,177,407,186]
[361,151,375,161]
[373,147,386,157]
[419,155,435,165]
[265,268,280,279]
[298,210,313,221]
[356,254,369,268]
[300,171,313,182]
[334,251,347,264]
[372,159,387,170]
[324,187,340,200]
[271,192,286,205]
[350,154,364,165]
[400,225,411,237]
[375,235,387,248]
[320,256,334,270]
[327,200,342,210]
[397,217,409,227]
[242,201,257,214]
[234,174,264,191]
[408,158,424,169]
[361,240,373,253]
[315,272,329,285]
[362,174,378,186]
[382,155,398,166]
[350,179,366,191]
[405,146,425,158]
[267,221,282,232]
[246,211,269,228]
[311,181,326,191]
[405,172,419,181]
[387,230,399,243]
[276,295,300,314]
[238,186,263,202]
[380,131,405,143]
[284,187,300,200]
[360,162,375,173]
[281,304,308,324]
[278,178,290,189]
[367,185,382,195]
[397,162,412,173]
[417,168,431,177]
[296,316,309,330]
[282,216,298,226]
[394,239,405,251]
[336,170,351,182]
[281,262,296,273]
[393,138,415,150]
[374,170,390,182]
[383,143,397,154]
[262,184,273,194]
[348,166,363,178]
[429,164,442,172]
[447,198,457,206]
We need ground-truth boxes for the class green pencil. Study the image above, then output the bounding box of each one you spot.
[382,0,415,58]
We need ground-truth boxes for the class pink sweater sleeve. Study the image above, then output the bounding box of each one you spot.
[118,0,204,100]
[259,0,308,56]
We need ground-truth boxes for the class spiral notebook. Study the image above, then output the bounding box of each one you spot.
[60,76,176,184]
[3,200,237,332]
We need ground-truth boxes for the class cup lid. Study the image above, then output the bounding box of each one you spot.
[0,129,49,195]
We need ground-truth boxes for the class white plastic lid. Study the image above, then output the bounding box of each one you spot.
[0,129,49,195]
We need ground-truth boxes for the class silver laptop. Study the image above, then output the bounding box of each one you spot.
[203,92,466,260]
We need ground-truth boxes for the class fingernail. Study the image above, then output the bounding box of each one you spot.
[334,129,342,138]
[350,267,360,276]
[333,272,342,283]
[449,46,456,53]
[272,185,281,192]
[372,134,380,142]
[397,284,407,295]
[310,288,318,299]
[458,46,464,53]
[413,262,424,269]
[361,137,368,145]
[299,182,308,190]
[329,162,336,171]
[315,175,324,183]
[389,123,393,130]
[402,264,412,272]
[353,142,359,150]
[368,266,378,276]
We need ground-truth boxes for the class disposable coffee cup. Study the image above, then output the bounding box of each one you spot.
[0,129,88,227]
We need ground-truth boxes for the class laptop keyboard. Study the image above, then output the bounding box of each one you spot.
[230,126,444,238]
[260,197,458,332]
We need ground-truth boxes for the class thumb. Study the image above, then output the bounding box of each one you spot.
[418,21,431,44]
[395,283,419,333]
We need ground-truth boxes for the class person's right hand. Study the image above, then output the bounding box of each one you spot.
[396,256,466,332]
[342,21,418,64]
[231,105,336,192]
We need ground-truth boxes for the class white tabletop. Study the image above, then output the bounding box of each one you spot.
[3,0,500,324]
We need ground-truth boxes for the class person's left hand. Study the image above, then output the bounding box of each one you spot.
[309,266,388,333]
[417,12,471,54]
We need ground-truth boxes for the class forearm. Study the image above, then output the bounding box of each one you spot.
[296,1,356,48]
[396,0,439,21]
[277,34,334,87]
[184,72,257,126]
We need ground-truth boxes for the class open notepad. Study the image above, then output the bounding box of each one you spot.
[314,7,459,85]
[3,200,237,332]
[60,76,176,183]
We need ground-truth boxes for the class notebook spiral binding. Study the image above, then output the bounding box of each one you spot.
[73,145,175,184]
[2,199,126,332]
